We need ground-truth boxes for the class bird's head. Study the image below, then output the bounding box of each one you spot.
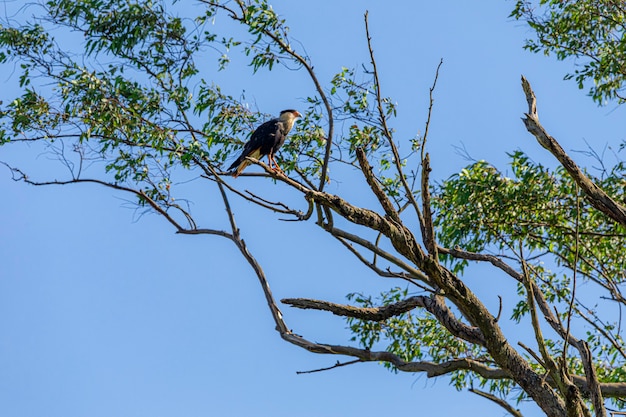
[280,109,301,118]
[279,109,301,131]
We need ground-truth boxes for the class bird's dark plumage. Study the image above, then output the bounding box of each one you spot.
[228,109,301,177]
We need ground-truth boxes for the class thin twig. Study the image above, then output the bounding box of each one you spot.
[364,11,425,228]
[419,60,443,256]
[563,186,580,361]
[296,359,361,374]
[469,388,524,417]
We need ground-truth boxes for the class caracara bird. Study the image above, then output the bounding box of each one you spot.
[228,109,301,177]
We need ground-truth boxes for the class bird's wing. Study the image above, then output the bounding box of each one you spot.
[227,119,280,171]
[271,125,288,154]
[248,118,282,155]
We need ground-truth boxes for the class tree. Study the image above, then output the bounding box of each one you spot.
[1,1,625,416]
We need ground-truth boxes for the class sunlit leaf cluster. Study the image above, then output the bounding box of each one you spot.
[512,0,626,104]
[434,151,626,279]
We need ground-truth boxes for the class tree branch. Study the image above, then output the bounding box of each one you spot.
[573,340,606,417]
[469,388,524,417]
[332,235,420,285]
[438,245,523,282]
[4,165,193,231]
[305,189,425,266]
[364,11,426,229]
[421,153,437,256]
[282,296,486,346]
[419,59,443,256]
[324,225,431,283]
[296,359,361,375]
[280,332,510,379]
[355,147,401,223]
[521,76,626,227]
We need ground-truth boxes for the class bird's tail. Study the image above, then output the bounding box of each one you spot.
[228,148,261,177]
[227,156,244,176]
[231,159,251,177]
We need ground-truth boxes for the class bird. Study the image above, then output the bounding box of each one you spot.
[227,109,301,177]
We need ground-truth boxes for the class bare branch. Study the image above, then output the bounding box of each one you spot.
[364,11,426,229]
[296,359,361,375]
[521,76,626,227]
[355,147,400,223]
[305,189,425,266]
[469,388,524,417]
[563,187,605,417]
[438,245,524,282]
[523,253,594,417]
[419,60,443,256]
[209,168,290,333]
[421,153,437,255]
[176,228,233,239]
[281,332,510,379]
[421,59,443,156]
[282,296,486,346]
[324,225,430,283]
[573,340,606,417]
[4,164,192,231]
[332,236,420,285]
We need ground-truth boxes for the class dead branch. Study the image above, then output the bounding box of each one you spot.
[296,359,361,374]
[355,147,401,223]
[280,332,510,379]
[4,165,193,231]
[305,189,425,266]
[213,173,289,333]
[439,245,524,282]
[521,76,626,227]
[574,340,606,417]
[521,255,563,388]
[323,222,429,282]
[364,11,426,229]
[332,236,421,285]
[469,388,524,417]
[420,153,437,256]
[419,60,443,257]
[282,296,486,346]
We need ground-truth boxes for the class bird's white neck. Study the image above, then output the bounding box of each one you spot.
[278,112,298,134]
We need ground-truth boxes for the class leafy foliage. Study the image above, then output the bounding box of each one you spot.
[512,0,626,104]
[434,151,626,291]
[433,151,626,401]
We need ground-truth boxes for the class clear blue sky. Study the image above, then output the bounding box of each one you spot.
[1,1,624,416]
